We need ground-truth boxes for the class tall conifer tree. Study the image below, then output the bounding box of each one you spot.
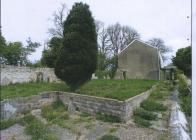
[55,2,97,91]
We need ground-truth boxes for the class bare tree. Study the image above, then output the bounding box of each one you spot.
[147,38,172,61]
[107,23,140,55]
[120,26,140,50]
[95,20,110,55]
[107,23,122,56]
[48,4,67,37]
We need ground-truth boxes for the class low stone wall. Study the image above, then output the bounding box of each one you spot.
[0,92,57,120]
[58,85,156,122]
[58,92,125,119]
[0,65,59,85]
[1,86,156,122]
[123,85,156,121]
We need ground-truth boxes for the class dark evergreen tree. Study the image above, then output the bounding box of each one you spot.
[55,2,97,91]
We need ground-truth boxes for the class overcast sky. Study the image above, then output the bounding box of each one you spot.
[2,0,194,64]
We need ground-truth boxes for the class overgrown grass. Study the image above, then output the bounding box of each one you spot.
[76,79,157,100]
[180,96,191,116]
[149,81,173,100]
[133,116,151,127]
[41,99,90,135]
[140,99,167,112]
[96,112,121,123]
[177,74,192,117]
[0,118,19,130]
[41,100,69,122]
[133,108,157,120]
[99,134,120,140]
[133,81,172,127]
[1,79,157,101]
[1,82,69,100]
[19,114,58,140]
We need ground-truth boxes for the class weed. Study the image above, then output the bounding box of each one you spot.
[41,100,69,122]
[85,122,93,129]
[20,109,31,115]
[141,99,167,112]
[99,134,120,140]
[109,127,118,133]
[0,119,18,130]
[96,112,121,123]
[51,99,67,111]
[133,108,157,120]
[80,112,91,117]
[20,114,58,140]
[180,95,191,116]
[133,116,151,127]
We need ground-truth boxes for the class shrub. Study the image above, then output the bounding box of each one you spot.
[133,116,151,127]
[133,108,157,120]
[99,135,120,140]
[141,99,167,112]
[96,112,121,123]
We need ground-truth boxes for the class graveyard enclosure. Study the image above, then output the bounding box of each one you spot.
[1,85,156,122]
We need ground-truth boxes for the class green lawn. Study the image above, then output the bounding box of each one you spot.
[1,82,69,100]
[76,79,157,100]
[1,79,157,101]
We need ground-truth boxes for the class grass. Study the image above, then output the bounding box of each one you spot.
[41,99,91,134]
[177,74,192,117]
[19,114,58,140]
[179,93,192,117]
[96,112,121,123]
[99,135,120,140]
[133,108,157,120]
[133,81,173,127]
[1,82,69,100]
[140,99,167,112]
[41,100,69,122]
[1,79,157,101]
[133,116,151,127]
[76,79,157,100]
[0,118,19,130]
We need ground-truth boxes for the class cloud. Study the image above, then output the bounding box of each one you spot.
[2,0,191,62]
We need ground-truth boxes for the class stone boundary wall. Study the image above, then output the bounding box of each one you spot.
[0,65,59,85]
[1,86,156,122]
[58,85,156,122]
[123,85,156,121]
[0,92,57,120]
